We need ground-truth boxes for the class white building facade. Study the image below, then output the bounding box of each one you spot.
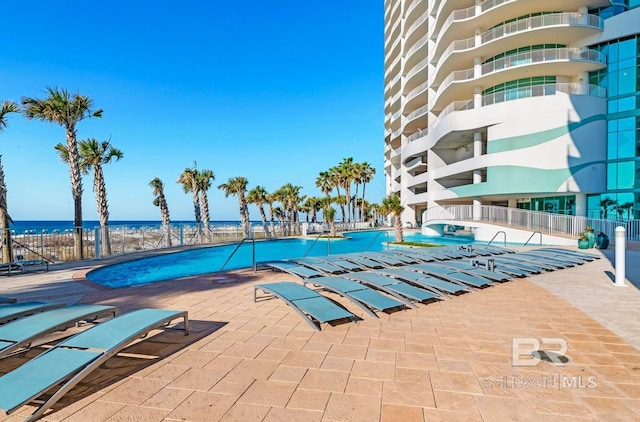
[384,0,640,226]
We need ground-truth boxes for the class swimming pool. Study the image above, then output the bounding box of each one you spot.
[86,230,477,288]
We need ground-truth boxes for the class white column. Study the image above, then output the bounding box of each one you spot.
[614,226,626,286]
[474,56,482,79]
[474,86,482,109]
[574,194,587,217]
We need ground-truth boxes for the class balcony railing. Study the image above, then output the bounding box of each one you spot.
[406,128,429,142]
[405,57,429,80]
[425,204,640,241]
[405,33,429,59]
[406,102,429,121]
[434,48,606,99]
[482,82,606,106]
[437,13,603,63]
[406,80,429,101]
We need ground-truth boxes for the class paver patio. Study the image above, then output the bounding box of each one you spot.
[0,246,639,421]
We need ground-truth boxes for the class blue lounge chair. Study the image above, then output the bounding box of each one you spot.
[521,250,586,265]
[265,261,324,279]
[536,248,600,260]
[288,257,346,274]
[304,276,406,317]
[314,255,363,271]
[494,255,557,272]
[337,254,386,269]
[388,249,439,263]
[375,268,468,295]
[437,261,511,282]
[0,304,117,359]
[514,252,575,268]
[0,298,16,304]
[0,308,188,421]
[355,252,406,266]
[345,272,438,306]
[254,282,355,331]
[372,251,420,264]
[405,264,493,288]
[0,302,65,324]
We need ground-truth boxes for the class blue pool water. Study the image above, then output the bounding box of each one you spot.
[86,230,477,288]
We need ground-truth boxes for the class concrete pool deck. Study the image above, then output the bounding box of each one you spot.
[0,246,639,421]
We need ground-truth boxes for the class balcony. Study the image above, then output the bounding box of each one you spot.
[431,12,604,84]
[431,48,606,110]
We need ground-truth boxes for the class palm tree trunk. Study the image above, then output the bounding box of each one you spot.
[259,206,269,238]
[0,158,12,263]
[268,205,275,238]
[160,196,172,247]
[394,214,404,243]
[66,129,84,260]
[93,165,112,256]
[238,195,250,238]
[361,183,367,221]
[201,191,210,230]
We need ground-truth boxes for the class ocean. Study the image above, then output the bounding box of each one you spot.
[8,220,248,234]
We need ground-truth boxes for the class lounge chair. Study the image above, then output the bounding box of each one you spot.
[494,255,557,272]
[314,255,363,271]
[254,282,355,331]
[514,252,576,268]
[536,247,600,260]
[405,263,494,288]
[288,257,346,274]
[437,261,511,282]
[375,268,468,295]
[337,254,386,269]
[0,260,49,276]
[0,298,16,304]
[0,302,65,324]
[0,308,188,422]
[491,258,542,275]
[265,261,324,279]
[0,304,117,359]
[521,249,587,265]
[304,276,406,317]
[345,272,438,306]
[373,250,420,264]
[388,249,438,263]
[355,252,406,266]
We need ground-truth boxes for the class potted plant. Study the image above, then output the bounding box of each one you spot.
[584,225,595,248]
[595,231,609,249]
[578,233,590,249]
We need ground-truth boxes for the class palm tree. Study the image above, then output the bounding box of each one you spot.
[56,138,123,256]
[149,177,172,247]
[359,162,376,222]
[218,177,250,238]
[325,207,337,237]
[328,166,346,222]
[0,101,19,263]
[266,192,277,237]
[196,169,215,230]
[337,157,355,224]
[247,186,270,238]
[380,194,404,243]
[302,197,322,223]
[22,88,102,259]
[177,164,201,232]
[316,171,334,232]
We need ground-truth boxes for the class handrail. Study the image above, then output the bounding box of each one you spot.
[487,231,506,246]
[303,232,325,257]
[364,231,391,251]
[10,238,53,262]
[220,237,255,272]
[523,231,542,246]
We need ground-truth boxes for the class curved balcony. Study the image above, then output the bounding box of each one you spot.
[384,35,402,64]
[481,82,605,106]
[431,48,607,111]
[404,103,429,133]
[384,54,401,84]
[431,12,603,85]
[404,0,427,30]
[404,56,429,92]
[404,33,429,70]
[404,9,428,41]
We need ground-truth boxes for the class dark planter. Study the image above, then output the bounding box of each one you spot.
[595,234,609,249]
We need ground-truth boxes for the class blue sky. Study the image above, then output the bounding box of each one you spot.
[0,1,384,221]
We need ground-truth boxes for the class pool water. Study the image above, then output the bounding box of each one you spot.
[86,230,477,288]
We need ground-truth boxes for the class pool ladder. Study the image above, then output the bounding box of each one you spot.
[219,237,257,272]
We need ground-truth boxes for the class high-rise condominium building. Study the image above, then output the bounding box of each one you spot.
[384,0,640,226]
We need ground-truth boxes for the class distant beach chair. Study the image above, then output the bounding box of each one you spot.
[265,261,325,279]
[345,272,438,306]
[0,308,188,421]
[254,281,356,331]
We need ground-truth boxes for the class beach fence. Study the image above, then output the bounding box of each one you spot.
[0,220,377,263]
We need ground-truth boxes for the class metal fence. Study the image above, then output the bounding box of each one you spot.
[425,205,640,241]
[1,220,376,264]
